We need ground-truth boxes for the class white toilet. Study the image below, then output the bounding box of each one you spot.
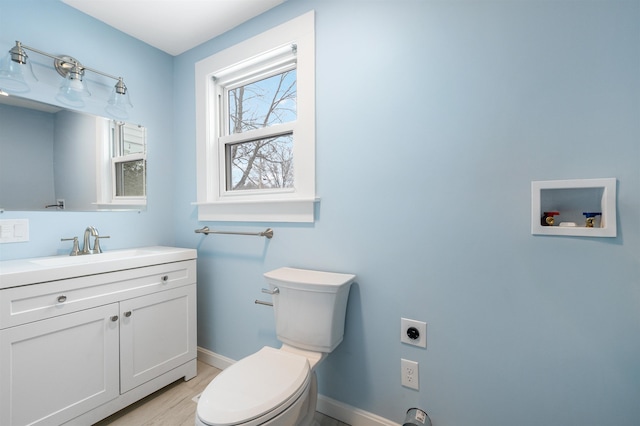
[195,267,356,426]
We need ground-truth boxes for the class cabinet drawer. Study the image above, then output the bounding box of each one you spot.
[0,260,196,329]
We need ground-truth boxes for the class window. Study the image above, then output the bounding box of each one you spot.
[219,48,297,193]
[195,11,316,222]
[112,122,146,198]
[95,118,147,209]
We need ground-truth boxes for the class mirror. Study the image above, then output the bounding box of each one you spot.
[0,95,146,211]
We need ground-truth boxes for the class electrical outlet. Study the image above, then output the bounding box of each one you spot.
[401,318,427,348]
[401,358,419,390]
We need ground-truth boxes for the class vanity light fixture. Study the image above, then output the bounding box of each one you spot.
[0,41,132,118]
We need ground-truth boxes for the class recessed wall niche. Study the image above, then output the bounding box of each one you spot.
[531,178,617,237]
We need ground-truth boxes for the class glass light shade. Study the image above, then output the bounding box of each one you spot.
[0,53,37,94]
[56,72,91,108]
[105,87,133,119]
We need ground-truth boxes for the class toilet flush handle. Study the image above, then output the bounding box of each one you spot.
[256,287,278,307]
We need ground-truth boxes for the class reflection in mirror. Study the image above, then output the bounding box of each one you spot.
[0,95,146,211]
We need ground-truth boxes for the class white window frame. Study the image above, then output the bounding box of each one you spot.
[95,119,147,209]
[195,11,316,222]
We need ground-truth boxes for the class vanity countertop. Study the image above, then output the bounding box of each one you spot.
[0,246,197,289]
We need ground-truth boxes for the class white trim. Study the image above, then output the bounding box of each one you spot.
[95,119,147,208]
[196,346,400,426]
[213,43,296,84]
[193,198,317,222]
[316,395,402,426]
[195,11,315,223]
[531,178,616,237]
[197,346,236,370]
[219,122,295,146]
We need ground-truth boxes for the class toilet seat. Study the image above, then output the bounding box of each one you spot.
[197,347,311,426]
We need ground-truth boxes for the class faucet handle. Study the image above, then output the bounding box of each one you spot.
[93,235,110,254]
[61,237,80,256]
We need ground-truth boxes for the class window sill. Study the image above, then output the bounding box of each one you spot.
[193,198,318,223]
[94,200,146,211]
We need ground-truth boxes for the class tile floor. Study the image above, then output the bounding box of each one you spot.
[93,360,349,426]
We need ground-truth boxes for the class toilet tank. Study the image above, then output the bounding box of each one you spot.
[264,267,356,353]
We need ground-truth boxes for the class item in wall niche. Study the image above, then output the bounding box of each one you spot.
[583,212,602,228]
[559,222,577,227]
[541,211,560,226]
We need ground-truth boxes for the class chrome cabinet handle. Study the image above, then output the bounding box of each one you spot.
[124,311,132,317]
[57,295,67,303]
[110,315,119,322]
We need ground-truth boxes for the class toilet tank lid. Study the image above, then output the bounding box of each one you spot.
[264,267,356,290]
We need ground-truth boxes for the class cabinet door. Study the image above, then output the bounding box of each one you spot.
[0,304,119,426]
[119,284,196,393]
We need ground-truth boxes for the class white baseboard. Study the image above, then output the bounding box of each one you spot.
[316,395,402,426]
[197,346,235,370]
[197,347,400,426]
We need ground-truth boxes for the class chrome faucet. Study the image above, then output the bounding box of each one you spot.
[62,226,110,255]
[82,226,99,254]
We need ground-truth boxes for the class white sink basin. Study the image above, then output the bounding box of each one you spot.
[0,246,197,289]
[30,248,162,267]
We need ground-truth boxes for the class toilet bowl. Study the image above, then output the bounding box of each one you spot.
[196,267,355,426]
[195,346,320,426]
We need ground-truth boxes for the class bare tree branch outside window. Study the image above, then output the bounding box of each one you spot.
[227,69,296,191]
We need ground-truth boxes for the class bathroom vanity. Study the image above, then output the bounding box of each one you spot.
[0,246,197,426]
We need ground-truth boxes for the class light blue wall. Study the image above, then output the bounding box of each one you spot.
[0,103,55,209]
[0,0,175,259]
[54,110,99,210]
[174,1,640,425]
[2,0,639,425]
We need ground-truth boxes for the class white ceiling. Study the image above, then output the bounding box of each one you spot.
[61,0,286,56]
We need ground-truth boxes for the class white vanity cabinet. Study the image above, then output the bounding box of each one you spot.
[0,248,197,426]
[119,285,196,393]
[0,304,121,426]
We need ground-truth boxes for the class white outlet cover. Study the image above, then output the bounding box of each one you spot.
[401,317,427,348]
[401,358,420,390]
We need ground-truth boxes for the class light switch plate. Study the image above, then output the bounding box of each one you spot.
[0,219,29,243]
